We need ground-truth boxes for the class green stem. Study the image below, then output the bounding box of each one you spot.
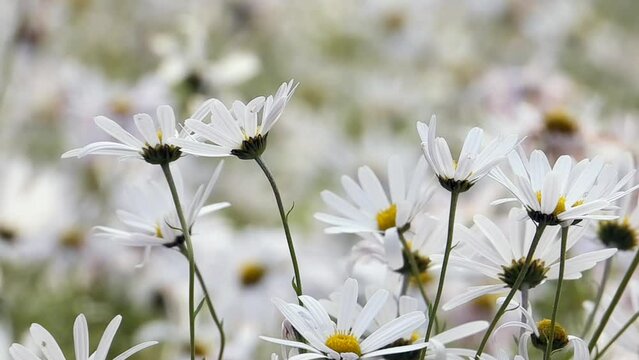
[475,222,548,359]
[595,311,639,359]
[254,156,303,298]
[588,247,639,351]
[544,226,569,360]
[194,260,226,360]
[520,284,529,338]
[581,257,613,337]
[161,163,196,360]
[424,190,460,344]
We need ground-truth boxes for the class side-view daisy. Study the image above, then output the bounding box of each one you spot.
[490,148,638,226]
[62,105,184,165]
[170,80,297,159]
[9,313,157,360]
[260,278,428,359]
[315,156,435,237]
[439,209,616,310]
[416,115,518,192]
[93,163,229,266]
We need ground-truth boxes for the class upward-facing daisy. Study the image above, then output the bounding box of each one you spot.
[416,115,518,193]
[170,80,297,159]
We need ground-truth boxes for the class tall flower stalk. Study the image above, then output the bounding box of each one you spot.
[544,226,569,360]
[581,258,612,337]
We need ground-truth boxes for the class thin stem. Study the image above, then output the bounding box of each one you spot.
[424,190,460,343]
[161,163,196,360]
[475,222,548,359]
[581,257,613,337]
[400,272,410,296]
[194,260,226,360]
[595,311,639,359]
[520,285,529,338]
[544,226,569,360]
[588,247,639,351]
[254,156,303,298]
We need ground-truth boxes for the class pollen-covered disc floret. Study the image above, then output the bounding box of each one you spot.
[543,109,579,135]
[417,115,518,192]
[62,105,185,165]
[531,319,569,352]
[169,80,296,159]
[260,278,428,359]
[597,219,638,251]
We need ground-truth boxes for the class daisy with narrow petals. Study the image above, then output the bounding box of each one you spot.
[9,313,157,360]
[93,163,229,266]
[315,156,435,238]
[439,208,616,310]
[260,278,428,359]
[62,105,184,165]
[170,80,297,159]
[491,148,639,226]
[416,115,518,192]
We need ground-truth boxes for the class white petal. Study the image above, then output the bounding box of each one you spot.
[94,116,144,148]
[432,321,488,344]
[93,315,122,360]
[352,289,389,338]
[112,341,158,360]
[30,323,65,360]
[362,342,427,358]
[337,278,359,332]
[74,314,89,360]
[9,344,42,360]
[360,311,425,353]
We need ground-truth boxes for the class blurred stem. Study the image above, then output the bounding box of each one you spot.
[582,257,612,337]
[475,222,548,359]
[178,245,226,360]
[254,156,303,299]
[424,190,460,345]
[595,311,639,359]
[400,272,410,296]
[161,163,196,360]
[520,285,529,338]
[544,226,569,360]
[588,247,639,351]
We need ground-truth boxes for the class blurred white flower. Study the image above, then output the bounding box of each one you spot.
[9,314,157,360]
[417,115,518,192]
[170,80,297,159]
[260,278,427,359]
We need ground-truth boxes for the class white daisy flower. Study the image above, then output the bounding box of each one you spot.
[496,301,589,360]
[490,148,639,226]
[93,163,229,266]
[260,278,428,359]
[169,80,297,159]
[314,156,435,237]
[439,209,616,310]
[8,314,157,360]
[61,105,184,165]
[416,115,518,192]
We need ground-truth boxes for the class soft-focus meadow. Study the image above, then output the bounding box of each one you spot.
[1,1,639,359]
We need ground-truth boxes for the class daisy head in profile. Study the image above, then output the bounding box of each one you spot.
[315,156,435,238]
[416,115,518,193]
[491,148,639,227]
[9,313,157,360]
[170,80,297,160]
[260,278,428,359]
[62,105,184,165]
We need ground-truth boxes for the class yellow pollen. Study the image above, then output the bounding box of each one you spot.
[409,332,420,344]
[543,109,579,134]
[59,228,85,249]
[411,271,434,287]
[536,192,583,215]
[376,204,397,231]
[239,262,267,287]
[325,333,361,355]
[157,130,164,143]
[154,224,163,238]
[110,97,132,116]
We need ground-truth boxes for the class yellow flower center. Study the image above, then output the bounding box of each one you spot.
[532,319,569,351]
[543,109,579,135]
[154,224,163,238]
[157,130,164,143]
[239,262,267,287]
[536,192,583,215]
[109,97,133,116]
[325,333,361,355]
[59,228,85,249]
[376,204,397,231]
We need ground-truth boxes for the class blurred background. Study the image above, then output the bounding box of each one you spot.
[1,0,639,359]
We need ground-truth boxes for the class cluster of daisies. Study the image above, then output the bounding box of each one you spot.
[10,80,639,360]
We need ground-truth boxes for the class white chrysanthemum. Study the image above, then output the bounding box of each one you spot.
[496,300,589,360]
[315,156,435,236]
[260,278,427,359]
[416,115,518,192]
[170,80,297,159]
[61,105,184,164]
[93,163,229,266]
[9,314,157,360]
[439,209,616,310]
[491,148,638,226]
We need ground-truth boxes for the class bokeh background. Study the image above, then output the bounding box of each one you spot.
[1,0,639,359]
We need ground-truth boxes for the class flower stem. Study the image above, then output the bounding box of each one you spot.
[595,311,639,359]
[544,226,569,360]
[475,222,548,359]
[161,163,196,360]
[177,245,226,360]
[588,247,639,351]
[581,257,612,338]
[424,190,460,345]
[254,156,303,298]
[397,231,433,309]
[520,284,529,338]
